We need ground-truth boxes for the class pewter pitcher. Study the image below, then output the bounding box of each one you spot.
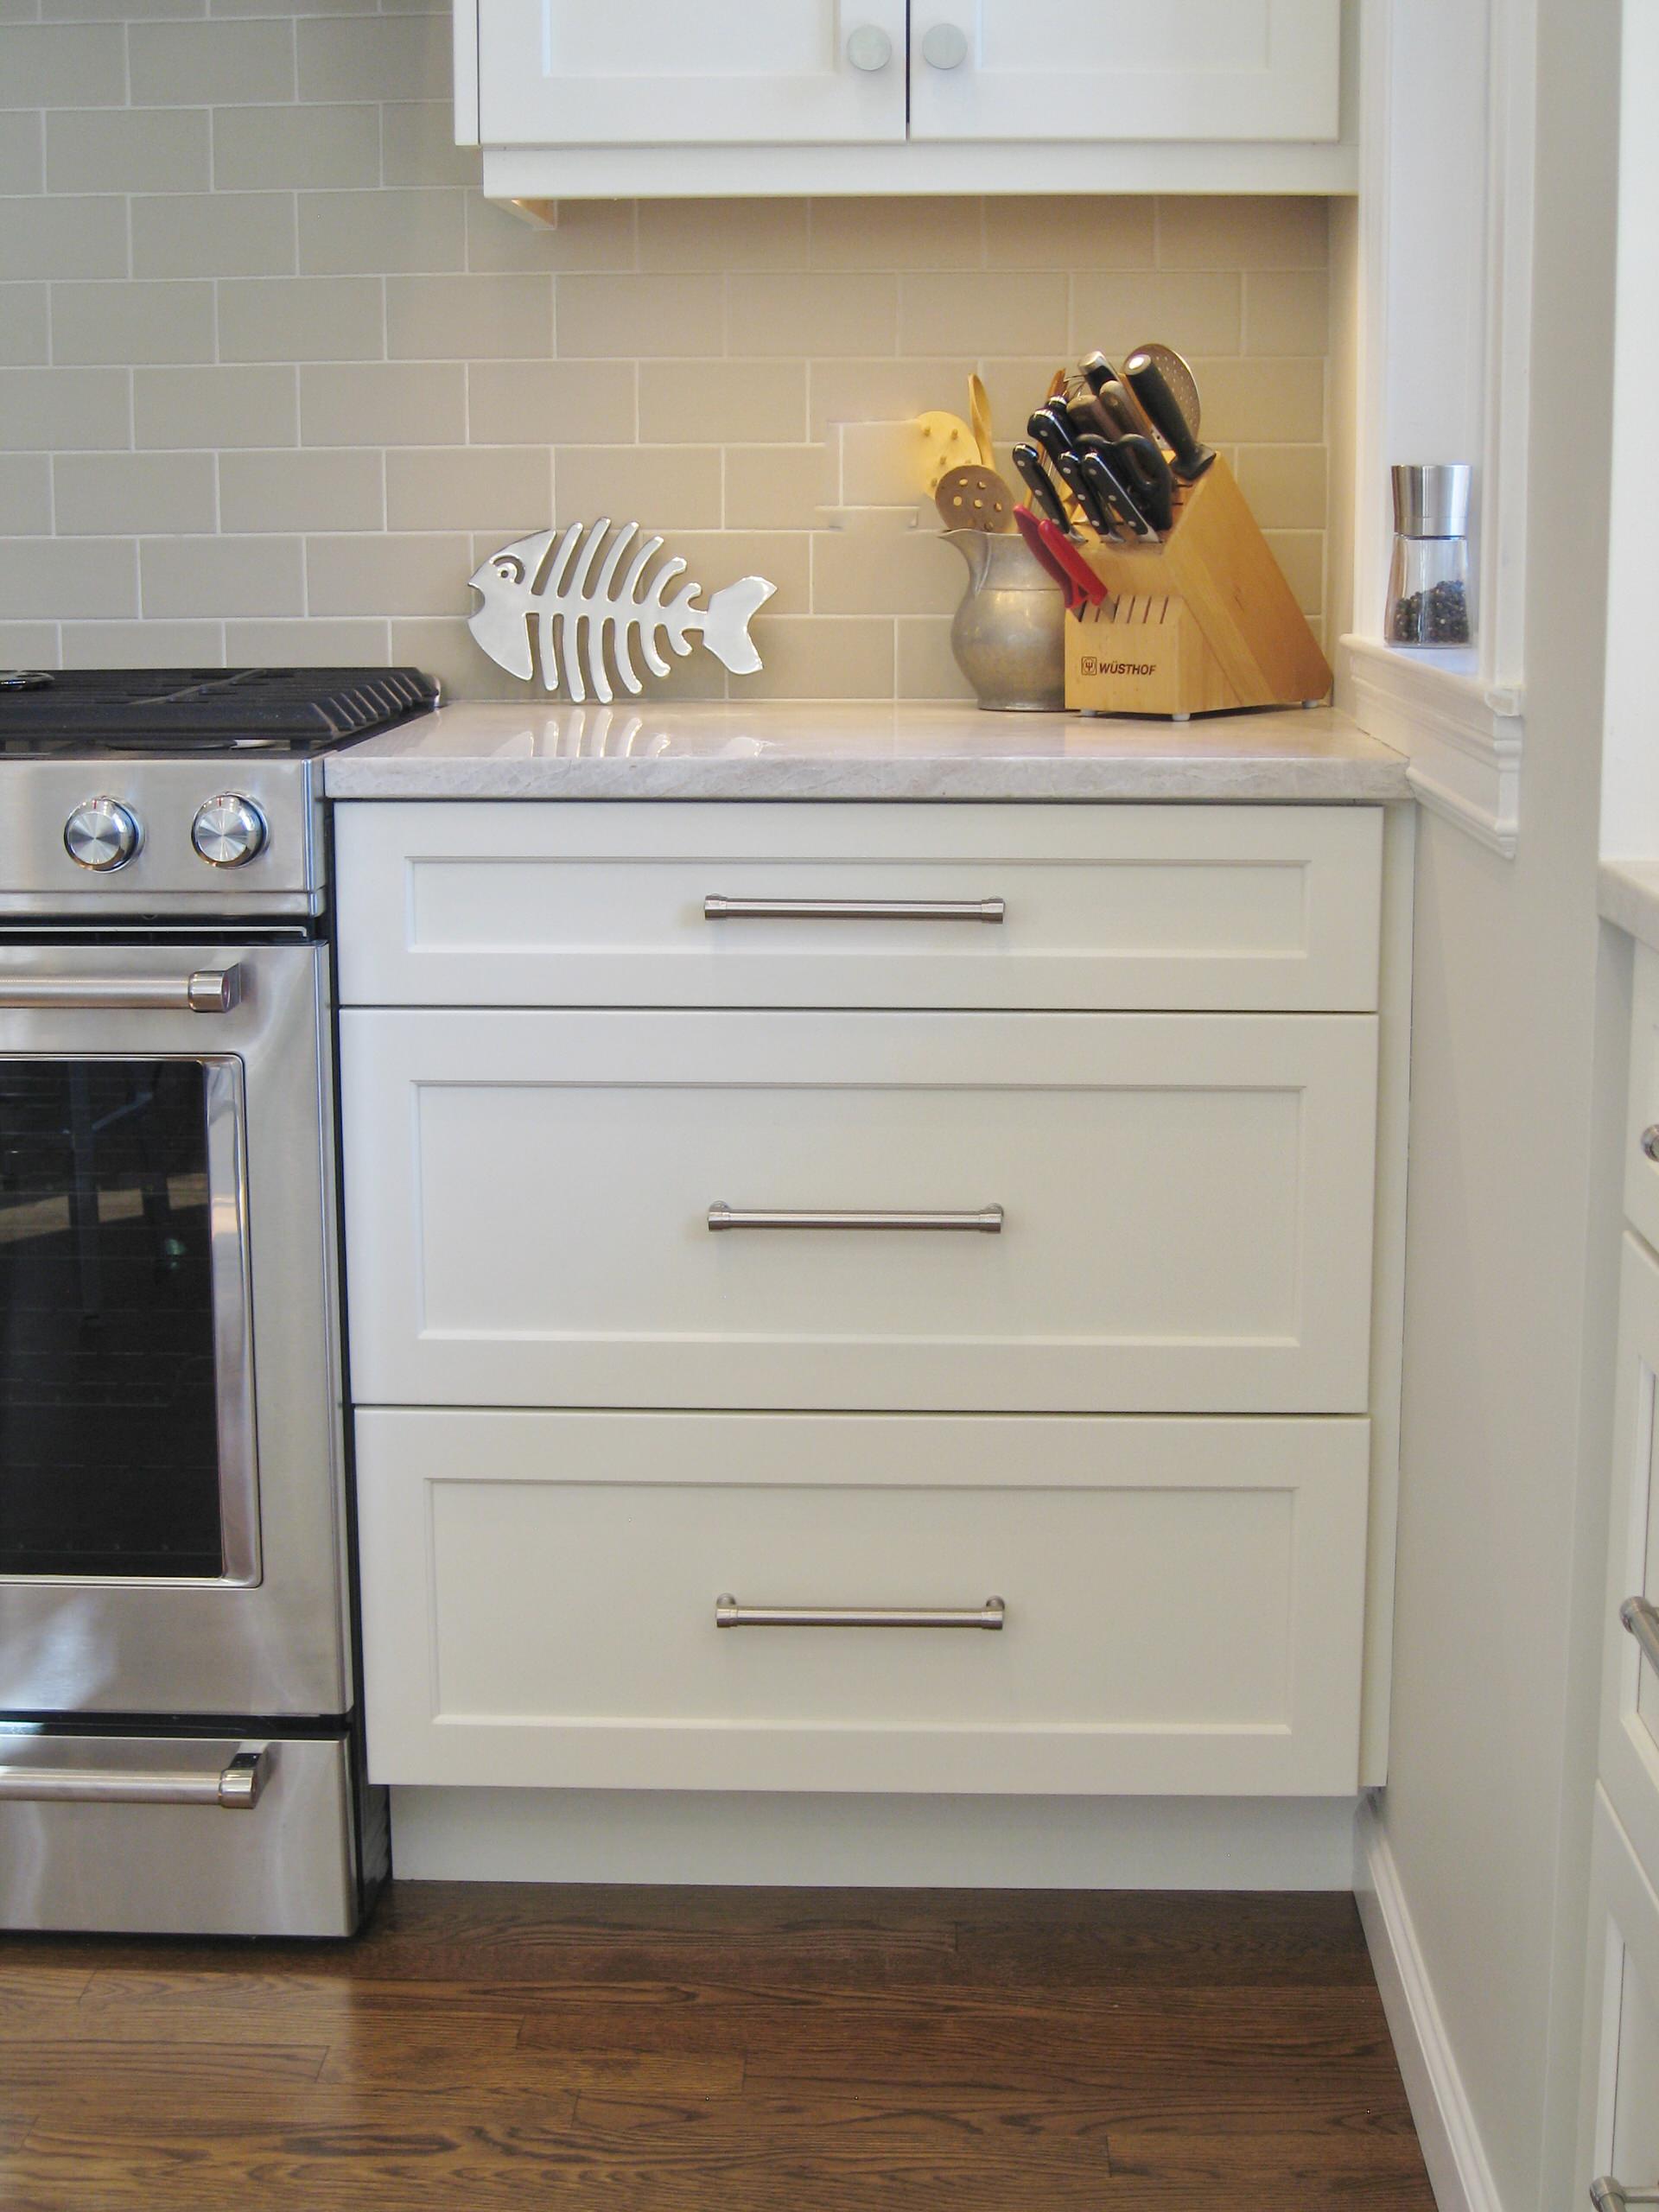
[944,529,1066,712]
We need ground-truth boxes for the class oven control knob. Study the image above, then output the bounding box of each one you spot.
[64,796,140,872]
[191,793,268,868]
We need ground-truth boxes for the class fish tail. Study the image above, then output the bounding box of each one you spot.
[698,575,775,676]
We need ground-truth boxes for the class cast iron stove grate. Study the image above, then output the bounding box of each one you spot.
[0,666,439,754]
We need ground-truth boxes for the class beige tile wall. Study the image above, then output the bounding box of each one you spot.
[0,0,1332,702]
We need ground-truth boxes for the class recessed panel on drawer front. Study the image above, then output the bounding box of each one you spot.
[354,1409,1369,1796]
[1630,945,1659,1258]
[1602,1234,1659,1880]
[334,803,1383,1014]
[340,1009,1378,1414]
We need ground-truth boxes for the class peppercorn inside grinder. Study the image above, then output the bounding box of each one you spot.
[1386,462,1472,647]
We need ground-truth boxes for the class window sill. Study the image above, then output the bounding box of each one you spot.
[1341,635,1523,859]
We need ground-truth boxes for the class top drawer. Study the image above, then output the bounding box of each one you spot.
[334,802,1383,1013]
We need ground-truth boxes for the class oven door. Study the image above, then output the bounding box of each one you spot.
[0,938,348,1719]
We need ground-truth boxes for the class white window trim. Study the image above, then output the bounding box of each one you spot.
[1342,0,1535,857]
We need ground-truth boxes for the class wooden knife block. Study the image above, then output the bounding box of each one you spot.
[1065,455,1332,718]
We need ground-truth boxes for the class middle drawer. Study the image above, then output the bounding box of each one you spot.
[342,1008,1378,1414]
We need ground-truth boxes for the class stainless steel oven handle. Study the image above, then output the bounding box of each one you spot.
[0,966,241,1014]
[0,1745,271,1810]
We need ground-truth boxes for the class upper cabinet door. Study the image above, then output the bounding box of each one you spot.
[907,0,1341,143]
[478,0,908,147]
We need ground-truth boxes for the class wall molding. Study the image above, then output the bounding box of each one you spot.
[1344,635,1524,858]
[1356,1802,1507,2212]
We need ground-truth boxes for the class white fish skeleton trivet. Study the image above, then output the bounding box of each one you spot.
[467,518,775,702]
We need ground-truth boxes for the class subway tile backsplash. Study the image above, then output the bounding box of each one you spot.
[0,0,1332,701]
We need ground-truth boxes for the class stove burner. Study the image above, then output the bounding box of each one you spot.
[0,667,438,755]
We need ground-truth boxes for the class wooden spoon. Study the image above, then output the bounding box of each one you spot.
[968,372,995,469]
[914,410,980,494]
[934,464,1016,531]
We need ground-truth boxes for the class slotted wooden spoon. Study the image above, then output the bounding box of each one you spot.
[934,463,1016,531]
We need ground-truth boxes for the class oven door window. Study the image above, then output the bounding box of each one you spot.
[0,1058,257,1583]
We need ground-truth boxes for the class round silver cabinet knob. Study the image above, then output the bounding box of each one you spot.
[191,792,269,868]
[846,22,893,69]
[1642,1124,1659,1165]
[920,20,970,67]
[64,796,140,873]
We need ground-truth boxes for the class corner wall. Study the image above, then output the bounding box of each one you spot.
[1369,0,1624,2204]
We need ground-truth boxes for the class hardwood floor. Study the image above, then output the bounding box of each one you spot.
[0,1884,1435,2209]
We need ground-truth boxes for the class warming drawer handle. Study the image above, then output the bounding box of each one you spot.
[1591,2181,1659,2210]
[703,895,1005,924]
[1620,1596,1659,1674]
[709,1203,1004,1234]
[715,1595,1006,1631]
[0,1745,272,1810]
[0,966,240,1014]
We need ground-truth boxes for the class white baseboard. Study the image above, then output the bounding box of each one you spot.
[391,1788,1359,1889]
[1355,1801,1505,2212]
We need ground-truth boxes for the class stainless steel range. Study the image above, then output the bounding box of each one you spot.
[0,667,435,1936]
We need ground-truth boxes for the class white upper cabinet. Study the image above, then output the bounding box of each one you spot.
[476,0,906,149]
[908,1,1340,145]
[462,0,1354,197]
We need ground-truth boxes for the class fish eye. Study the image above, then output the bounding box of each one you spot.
[493,556,524,583]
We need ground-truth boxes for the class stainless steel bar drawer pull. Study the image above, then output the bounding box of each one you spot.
[0,1743,272,1809]
[709,1203,1004,1234]
[715,1595,1006,1630]
[1591,2180,1659,2209]
[703,894,1005,924]
[1621,1595,1659,1672]
[0,965,240,1014]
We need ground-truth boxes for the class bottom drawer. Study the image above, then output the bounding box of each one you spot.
[1580,1788,1659,2205]
[0,1730,360,1936]
[357,1410,1370,1797]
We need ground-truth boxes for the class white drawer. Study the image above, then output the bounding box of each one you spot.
[1627,945,1659,1255]
[334,802,1383,1014]
[1579,1788,1659,2207]
[356,1408,1370,1796]
[341,1008,1378,1414]
[1602,1234,1659,1883]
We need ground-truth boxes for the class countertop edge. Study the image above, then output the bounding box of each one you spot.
[324,760,1414,802]
[1599,859,1659,953]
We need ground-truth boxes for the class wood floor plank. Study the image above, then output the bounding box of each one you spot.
[0,1883,1437,2209]
[0,2038,326,2091]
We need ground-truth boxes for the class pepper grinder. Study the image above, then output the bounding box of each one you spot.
[1386,464,1472,647]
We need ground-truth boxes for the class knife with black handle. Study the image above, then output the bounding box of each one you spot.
[1079,448,1156,543]
[1054,448,1122,541]
[1027,404,1078,463]
[1104,433,1174,533]
[1010,442,1074,535]
[1123,350,1215,480]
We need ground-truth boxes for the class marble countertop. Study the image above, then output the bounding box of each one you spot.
[324,701,1410,803]
[1600,860,1659,952]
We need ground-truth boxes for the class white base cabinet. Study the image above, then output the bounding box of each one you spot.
[357,1408,1370,1796]
[336,798,1394,1809]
